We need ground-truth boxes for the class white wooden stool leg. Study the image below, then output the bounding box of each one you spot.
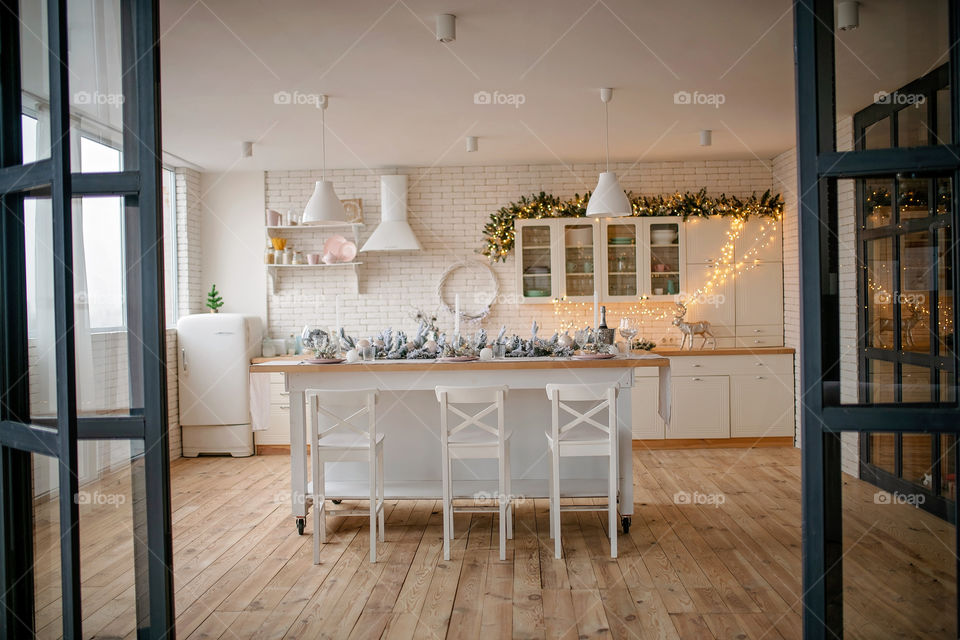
[498,446,507,561]
[447,457,455,541]
[547,448,554,540]
[609,449,618,559]
[552,449,562,559]
[377,446,385,542]
[441,443,451,561]
[369,452,377,563]
[505,443,513,540]
[312,452,322,564]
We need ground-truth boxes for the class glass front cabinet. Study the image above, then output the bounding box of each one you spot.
[516,217,685,303]
[558,219,600,301]
[515,220,556,302]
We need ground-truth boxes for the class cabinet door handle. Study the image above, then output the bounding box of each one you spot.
[279,391,289,396]
[756,376,765,380]
[279,404,290,410]
[705,258,714,263]
[691,363,702,368]
[691,377,702,381]
[753,339,763,344]
[753,329,762,333]
[754,362,763,366]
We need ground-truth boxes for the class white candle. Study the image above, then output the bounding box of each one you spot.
[593,290,599,329]
[454,294,460,337]
[335,294,341,335]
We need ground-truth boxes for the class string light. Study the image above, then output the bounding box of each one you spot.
[550,215,781,331]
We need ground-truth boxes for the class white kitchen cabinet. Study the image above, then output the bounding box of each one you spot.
[601,220,642,302]
[631,353,794,441]
[735,218,782,263]
[558,219,601,302]
[515,220,558,303]
[643,219,685,300]
[684,263,736,338]
[730,374,794,437]
[684,216,731,265]
[631,375,665,439]
[735,261,783,329]
[667,375,730,438]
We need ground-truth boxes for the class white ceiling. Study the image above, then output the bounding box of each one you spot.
[158,0,947,172]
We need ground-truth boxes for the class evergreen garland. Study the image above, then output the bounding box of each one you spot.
[482,188,784,262]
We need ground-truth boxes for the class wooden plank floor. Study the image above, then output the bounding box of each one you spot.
[31,447,955,639]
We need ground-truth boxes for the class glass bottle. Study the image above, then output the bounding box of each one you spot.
[597,306,615,345]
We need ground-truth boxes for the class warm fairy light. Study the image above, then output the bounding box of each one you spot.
[551,215,782,329]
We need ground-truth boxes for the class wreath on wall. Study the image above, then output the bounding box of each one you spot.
[482,188,784,262]
[436,260,500,324]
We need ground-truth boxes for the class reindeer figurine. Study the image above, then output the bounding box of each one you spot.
[673,302,717,350]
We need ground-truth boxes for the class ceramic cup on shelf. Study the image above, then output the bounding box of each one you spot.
[654,287,664,295]
[307,252,321,265]
[266,209,282,226]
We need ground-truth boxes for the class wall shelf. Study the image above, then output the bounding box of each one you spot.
[265,223,363,292]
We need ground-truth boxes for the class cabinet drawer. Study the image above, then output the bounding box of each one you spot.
[736,324,782,338]
[735,335,784,348]
[667,354,793,376]
[667,375,729,439]
[730,374,793,437]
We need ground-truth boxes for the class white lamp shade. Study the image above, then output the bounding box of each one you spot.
[360,175,422,251]
[301,180,347,224]
[585,171,631,217]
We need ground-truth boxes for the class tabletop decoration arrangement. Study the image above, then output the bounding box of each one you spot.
[293,319,649,363]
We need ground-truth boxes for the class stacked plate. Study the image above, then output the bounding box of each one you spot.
[322,234,358,264]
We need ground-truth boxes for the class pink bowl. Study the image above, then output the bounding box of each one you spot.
[338,241,357,262]
[323,235,348,260]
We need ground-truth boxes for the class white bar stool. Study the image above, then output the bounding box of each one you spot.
[545,383,619,559]
[436,385,513,561]
[306,388,384,564]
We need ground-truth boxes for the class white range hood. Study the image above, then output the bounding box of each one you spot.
[360,175,422,252]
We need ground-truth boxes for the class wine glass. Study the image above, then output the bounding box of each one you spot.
[618,317,639,352]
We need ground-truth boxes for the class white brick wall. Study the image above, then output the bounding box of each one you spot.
[176,168,204,317]
[773,117,859,475]
[772,148,800,448]
[263,160,775,343]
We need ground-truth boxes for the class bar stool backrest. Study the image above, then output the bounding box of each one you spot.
[435,386,508,443]
[306,388,379,445]
[545,383,619,441]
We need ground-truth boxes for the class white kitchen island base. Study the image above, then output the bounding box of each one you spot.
[250,356,670,536]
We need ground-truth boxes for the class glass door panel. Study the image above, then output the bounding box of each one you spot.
[647,221,681,298]
[901,434,934,488]
[941,434,956,499]
[519,223,553,300]
[604,222,638,299]
[937,224,954,356]
[900,230,933,353]
[562,223,596,299]
[869,433,897,474]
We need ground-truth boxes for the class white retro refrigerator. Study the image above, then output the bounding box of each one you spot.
[177,313,262,457]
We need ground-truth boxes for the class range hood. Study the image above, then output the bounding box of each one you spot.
[360,175,422,252]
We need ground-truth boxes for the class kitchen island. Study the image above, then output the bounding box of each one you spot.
[250,355,670,534]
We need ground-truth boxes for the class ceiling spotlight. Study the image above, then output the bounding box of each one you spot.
[466,136,478,152]
[241,141,253,157]
[700,130,712,147]
[837,1,859,31]
[437,14,456,43]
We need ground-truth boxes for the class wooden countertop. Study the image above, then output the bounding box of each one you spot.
[650,347,794,356]
[250,355,670,373]
[250,346,794,370]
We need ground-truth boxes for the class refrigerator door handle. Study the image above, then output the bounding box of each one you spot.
[181,348,187,373]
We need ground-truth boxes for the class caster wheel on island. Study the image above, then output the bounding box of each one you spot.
[296,518,305,535]
[621,517,631,534]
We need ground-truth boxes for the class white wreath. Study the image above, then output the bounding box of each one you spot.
[437,259,499,324]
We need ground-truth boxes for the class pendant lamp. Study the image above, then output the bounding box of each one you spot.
[302,95,347,224]
[585,88,631,217]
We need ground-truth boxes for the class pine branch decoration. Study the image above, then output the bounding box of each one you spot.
[481,188,784,262]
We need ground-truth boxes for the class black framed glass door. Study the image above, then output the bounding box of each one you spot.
[795,0,960,637]
[0,0,173,637]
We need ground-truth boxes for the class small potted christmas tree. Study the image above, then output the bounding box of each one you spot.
[206,284,224,313]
